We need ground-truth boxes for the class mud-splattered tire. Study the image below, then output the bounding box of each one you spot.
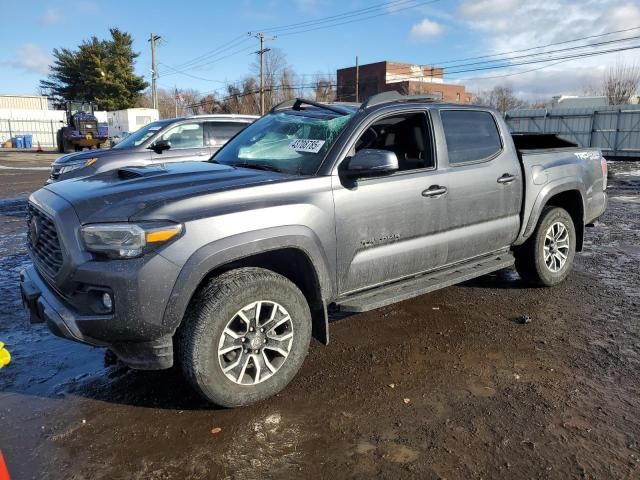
[179,267,312,407]
[515,207,576,287]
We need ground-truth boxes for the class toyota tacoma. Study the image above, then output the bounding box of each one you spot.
[20,92,608,407]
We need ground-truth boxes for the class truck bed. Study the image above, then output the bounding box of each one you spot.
[513,134,606,245]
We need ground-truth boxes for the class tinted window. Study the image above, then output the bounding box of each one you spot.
[354,112,434,171]
[206,122,249,146]
[441,110,502,164]
[160,123,204,148]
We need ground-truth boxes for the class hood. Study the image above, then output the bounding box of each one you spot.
[44,161,292,223]
[53,148,135,165]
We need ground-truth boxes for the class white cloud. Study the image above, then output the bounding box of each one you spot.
[454,0,640,99]
[603,4,640,30]
[39,7,61,25]
[409,19,443,40]
[3,44,51,75]
[459,0,519,18]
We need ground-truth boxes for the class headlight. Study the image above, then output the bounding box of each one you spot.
[81,223,183,259]
[57,161,85,175]
[53,158,98,175]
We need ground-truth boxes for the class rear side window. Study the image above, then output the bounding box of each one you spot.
[441,110,502,164]
[205,122,249,146]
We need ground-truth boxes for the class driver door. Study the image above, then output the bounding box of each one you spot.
[332,110,449,295]
[151,122,211,163]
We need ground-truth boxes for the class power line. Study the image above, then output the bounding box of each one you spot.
[381,32,640,76]
[160,0,438,74]
[275,0,442,37]
[426,25,640,66]
[170,34,250,71]
[187,41,640,108]
[160,44,256,78]
[170,22,640,95]
[262,0,429,34]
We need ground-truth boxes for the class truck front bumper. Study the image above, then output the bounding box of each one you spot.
[20,265,174,370]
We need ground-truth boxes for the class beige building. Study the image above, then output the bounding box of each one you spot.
[0,95,49,110]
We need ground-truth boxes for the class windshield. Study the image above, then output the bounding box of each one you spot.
[212,111,353,175]
[112,121,167,149]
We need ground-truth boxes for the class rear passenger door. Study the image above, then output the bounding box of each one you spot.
[205,121,249,154]
[151,121,211,163]
[437,109,522,264]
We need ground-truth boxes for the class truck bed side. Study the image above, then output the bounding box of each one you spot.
[514,145,607,246]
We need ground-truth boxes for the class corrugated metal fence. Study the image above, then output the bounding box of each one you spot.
[505,104,640,159]
[0,119,59,148]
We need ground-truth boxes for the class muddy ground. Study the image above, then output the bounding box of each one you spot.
[0,152,639,479]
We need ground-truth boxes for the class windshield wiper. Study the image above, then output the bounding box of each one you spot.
[230,162,285,173]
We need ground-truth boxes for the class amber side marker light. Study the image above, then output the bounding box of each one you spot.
[146,225,183,243]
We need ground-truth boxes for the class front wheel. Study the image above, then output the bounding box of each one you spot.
[515,207,576,287]
[179,267,312,407]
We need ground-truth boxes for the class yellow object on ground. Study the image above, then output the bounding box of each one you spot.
[0,342,10,368]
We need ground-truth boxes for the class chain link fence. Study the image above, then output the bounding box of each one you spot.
[0,119,59,148]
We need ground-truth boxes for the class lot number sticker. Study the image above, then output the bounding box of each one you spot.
[289,139,325,153]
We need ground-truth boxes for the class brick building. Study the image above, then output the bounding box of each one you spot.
[336,61,472,104]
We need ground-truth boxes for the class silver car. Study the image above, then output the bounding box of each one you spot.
[48,114,258,183]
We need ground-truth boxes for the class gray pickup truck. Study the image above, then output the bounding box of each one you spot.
[20,93,607,407]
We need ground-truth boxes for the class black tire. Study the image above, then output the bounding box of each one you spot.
[515,207,576,287]
[57,132,64,153]
[179,267,312,407]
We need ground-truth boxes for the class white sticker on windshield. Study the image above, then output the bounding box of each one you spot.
[289,139,325,153]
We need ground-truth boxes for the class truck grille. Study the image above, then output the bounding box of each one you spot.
[27,204,64,277]
[78,120,98,135]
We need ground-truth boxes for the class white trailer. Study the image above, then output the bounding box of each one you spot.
[107,108,159,139]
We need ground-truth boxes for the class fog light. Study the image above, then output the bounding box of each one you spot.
[102,292,113,311]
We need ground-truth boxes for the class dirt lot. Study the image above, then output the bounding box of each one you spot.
[0,152,639,480]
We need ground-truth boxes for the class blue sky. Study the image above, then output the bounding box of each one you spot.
[1,0,639,100]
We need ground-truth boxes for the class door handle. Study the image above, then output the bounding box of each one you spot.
[422,185,448,198]
[197,152,208,156]
[497,173,516,184]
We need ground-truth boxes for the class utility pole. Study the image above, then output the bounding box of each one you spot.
[174,86,178,117]
[355,56,359,103]
[249,32,276,115]
[149,33,161,110]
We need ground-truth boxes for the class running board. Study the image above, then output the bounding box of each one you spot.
[335,252,515,313]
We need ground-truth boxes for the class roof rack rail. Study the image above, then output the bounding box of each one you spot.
[270,98,352,115]
[362,91,440,109]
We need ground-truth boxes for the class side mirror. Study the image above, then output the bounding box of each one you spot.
[150,139,171,153]
[345,149,398,177]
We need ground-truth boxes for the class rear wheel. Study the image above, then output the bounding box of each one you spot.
[179,267,312,407]
[515,207,576,286]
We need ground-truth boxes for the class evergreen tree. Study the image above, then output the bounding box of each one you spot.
[40,28,148,110]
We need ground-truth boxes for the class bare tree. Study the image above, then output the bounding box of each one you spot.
[177,88,201,115]
[198,93,224,114]
[314,77,335,102]
[136,88,182,119]
[473,85,528,115]
[601,62,640,105]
